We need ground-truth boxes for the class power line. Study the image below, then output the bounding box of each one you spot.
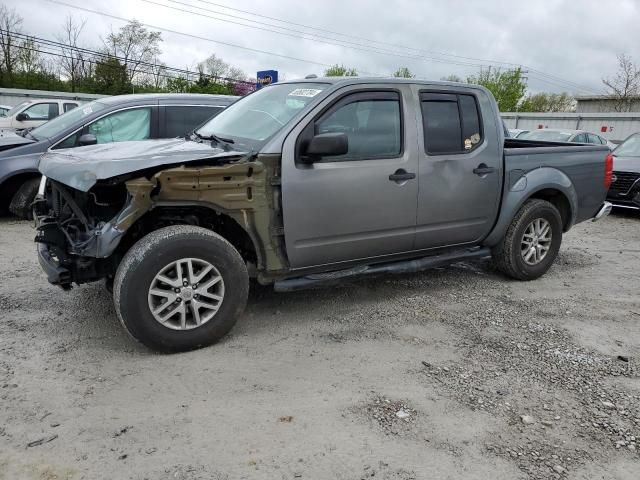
[187,0,602,94]
[43,0,377,75]
[37,0,603,94]
[145,0,490,68]
[5,30,255,86]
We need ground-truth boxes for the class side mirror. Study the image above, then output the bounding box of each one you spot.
[78,133,98,146]
[303,132,348,162]
[15,112,28,122]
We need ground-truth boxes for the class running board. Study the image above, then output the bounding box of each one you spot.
[273,247,492,292]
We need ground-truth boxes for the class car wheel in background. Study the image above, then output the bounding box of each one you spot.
[9,177,40,219]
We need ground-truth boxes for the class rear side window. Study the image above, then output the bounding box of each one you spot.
[587,133,601,144]
[63,103,78,113]
[163,106,224,138]
[420,92,482,154]
[572,133,587,143]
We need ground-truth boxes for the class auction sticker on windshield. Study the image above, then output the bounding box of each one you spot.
[288,89,323,97]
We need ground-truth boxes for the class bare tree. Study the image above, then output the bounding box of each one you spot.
[226,66,246,82]
[201,53,229,81]
[17,36,44,75]
[602,53,640,112]
[0,5,24,81]
[103,20,162,84]
[56,15,88,92]
[148,55,166,90]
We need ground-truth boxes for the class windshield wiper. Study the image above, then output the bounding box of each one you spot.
[193,131,235,151]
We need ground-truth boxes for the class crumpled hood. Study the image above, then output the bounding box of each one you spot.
[0,129,35,149]
[39,138,248,192]
[612,154,640,173]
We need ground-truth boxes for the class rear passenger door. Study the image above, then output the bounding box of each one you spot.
[160,105,225,138]
[414,89,502,250]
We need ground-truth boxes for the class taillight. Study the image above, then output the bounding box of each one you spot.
[604,153,613,189]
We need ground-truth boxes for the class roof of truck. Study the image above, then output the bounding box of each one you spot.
[280,76,469,87]
[96,93,239,105]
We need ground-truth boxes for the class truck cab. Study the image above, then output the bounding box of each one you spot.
[0,99,79,132]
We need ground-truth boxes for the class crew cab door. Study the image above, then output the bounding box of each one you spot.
[281,85,419,269]
[413,88,502,249]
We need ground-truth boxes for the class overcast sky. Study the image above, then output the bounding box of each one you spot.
[8,0,640,95]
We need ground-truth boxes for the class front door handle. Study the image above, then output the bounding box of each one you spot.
[473,164,496,176]
[389,169,416,182]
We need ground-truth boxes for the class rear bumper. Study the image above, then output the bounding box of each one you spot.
[592,201,612,222]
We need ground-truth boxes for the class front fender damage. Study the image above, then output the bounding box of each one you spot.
[37,155,288,286]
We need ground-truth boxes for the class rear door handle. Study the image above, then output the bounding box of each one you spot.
[389,169,416,182]
[473,164,496,176]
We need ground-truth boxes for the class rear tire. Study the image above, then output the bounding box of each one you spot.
[9,177,40,219]
[493,199,563,281]
[113,225,249,353]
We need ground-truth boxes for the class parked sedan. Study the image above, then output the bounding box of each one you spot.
[607,133,640,210]
[508,128,530,138]
[0,93,236,218]
[519,128,616,149]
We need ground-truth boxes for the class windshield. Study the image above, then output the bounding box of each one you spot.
[30,100,107,141]
[196,82,330,149]
[519,130,573,142]
[5,102,29,117]
[614,133,640,157]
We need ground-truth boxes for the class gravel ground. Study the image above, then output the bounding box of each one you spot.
[0,211,639,480]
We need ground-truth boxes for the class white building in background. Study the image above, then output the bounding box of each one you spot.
[501,112,640,143]
[575,95,640,113]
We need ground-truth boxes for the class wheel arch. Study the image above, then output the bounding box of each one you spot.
[0,169,41,208]
[483,167,577,248]
[117,202,261,271]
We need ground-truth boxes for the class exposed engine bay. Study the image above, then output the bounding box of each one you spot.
[34,154,288,289]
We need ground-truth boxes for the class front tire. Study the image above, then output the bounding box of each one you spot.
[493,199,563,281]
[113,225,249,352]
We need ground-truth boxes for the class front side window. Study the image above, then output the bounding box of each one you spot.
[421,92,483,154]
[22,102,59,121]
[88,108,151,144]
[63,103,78,113]
[196,82,329,150]
[164,106,223,138]
[314,92,402,160]
[572,133,587,143]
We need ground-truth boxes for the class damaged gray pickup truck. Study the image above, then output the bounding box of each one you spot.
[35,78,613,352]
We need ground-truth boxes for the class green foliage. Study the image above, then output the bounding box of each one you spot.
[467,67,527,112]
[324,64,358,76]
[393,67,414,78]
[519,92,574,112]
[93,57,131,95]
[441,74,463,83]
